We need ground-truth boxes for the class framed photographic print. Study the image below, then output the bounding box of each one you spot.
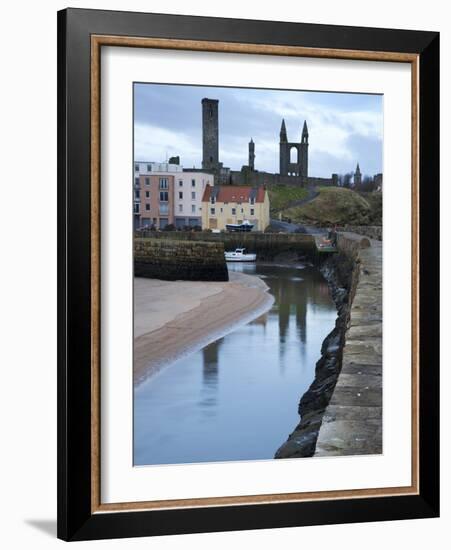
[57,8,439,541]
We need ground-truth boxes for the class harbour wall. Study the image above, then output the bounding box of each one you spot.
[315,233,382,456]
[275,232,382,458]
[342,225,382,241]
[135,231,317,261]
[134,238,229,282]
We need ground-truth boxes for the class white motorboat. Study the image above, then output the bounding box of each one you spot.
[224,248,257,262]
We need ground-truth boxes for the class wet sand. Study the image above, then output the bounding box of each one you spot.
[134,271,274,384]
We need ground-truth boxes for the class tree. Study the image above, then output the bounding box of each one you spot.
[360,176,376,192]
[342,172,353,188]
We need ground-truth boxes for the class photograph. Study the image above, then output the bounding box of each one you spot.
[132,83,383,466]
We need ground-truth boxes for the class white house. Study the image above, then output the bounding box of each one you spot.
[173,171,213,228]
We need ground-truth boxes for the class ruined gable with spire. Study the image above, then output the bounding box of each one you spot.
[279,118,309,181]
[230,114,322,187]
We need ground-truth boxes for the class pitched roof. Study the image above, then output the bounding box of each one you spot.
[202,185,266,203]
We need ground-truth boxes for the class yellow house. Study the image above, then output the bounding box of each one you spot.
[201,185,270,231]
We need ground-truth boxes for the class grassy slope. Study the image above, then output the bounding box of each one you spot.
[284,187,381,225]
[359,191,382,224]
[268,185,309,213]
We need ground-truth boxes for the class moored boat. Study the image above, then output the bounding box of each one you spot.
[225,220,254,232]
[224,248,257,262]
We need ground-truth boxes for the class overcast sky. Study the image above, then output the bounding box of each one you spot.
[134,83,383,178]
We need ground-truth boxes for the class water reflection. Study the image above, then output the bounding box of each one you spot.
[134,263,336,466]
[202,339,221,388]
[198,340,222,415]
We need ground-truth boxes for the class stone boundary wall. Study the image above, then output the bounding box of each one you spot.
[230,171,335,187]
[304,225,382,242]
[134,238,228,282]
[136,231,316,261]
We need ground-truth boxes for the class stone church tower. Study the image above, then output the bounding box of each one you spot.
[279,119,308,181]
[201,98,220,171]
[248,138,255,171]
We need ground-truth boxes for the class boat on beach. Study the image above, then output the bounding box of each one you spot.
[225,220,254,232]
[224,248,257,262]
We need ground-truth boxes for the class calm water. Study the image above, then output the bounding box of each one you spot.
[134,263,336,466]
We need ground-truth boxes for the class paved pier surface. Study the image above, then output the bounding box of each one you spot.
[315,233,382,456]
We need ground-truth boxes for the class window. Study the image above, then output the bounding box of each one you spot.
[133,204,139,214]
[145,204,150,211]
[250,208,255,216]
[210,197,215,204]
[134,189,140,199]
[210,208,215,215]
[135,164,139,172]
[134,177,139,186]
[241,208,244,213]
[179,180,183,187]
[159,178,168,189]
[191,191,196,200]
[191,179,195,187]
[179,204,183,212]
[147,164,152,171]
[160,203,169,215]
[220,207,223,213]
[179,191,183,199]
[191,204,196,213]
[145,191,150,198]
[232,208,236,215]
[145,177,150,186]
[159,191,169,202]
[250,197,255,205]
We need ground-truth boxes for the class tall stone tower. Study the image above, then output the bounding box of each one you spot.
[248,138,255,171]
[202,98,219,171]
[279,119,308,183]
[354,162,362,187]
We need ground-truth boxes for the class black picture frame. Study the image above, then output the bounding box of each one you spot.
[57,7,439,541]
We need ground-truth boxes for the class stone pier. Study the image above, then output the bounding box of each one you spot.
[314,233,382,456]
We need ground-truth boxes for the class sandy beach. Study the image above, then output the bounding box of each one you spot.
[134,271,274,384]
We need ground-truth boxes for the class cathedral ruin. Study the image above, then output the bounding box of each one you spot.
[187,97,381,189]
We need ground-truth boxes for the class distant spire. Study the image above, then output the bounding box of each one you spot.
[301,120,309,144]
[354,162,362,187]
[250,137,254,143]
[280,119,287,142]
